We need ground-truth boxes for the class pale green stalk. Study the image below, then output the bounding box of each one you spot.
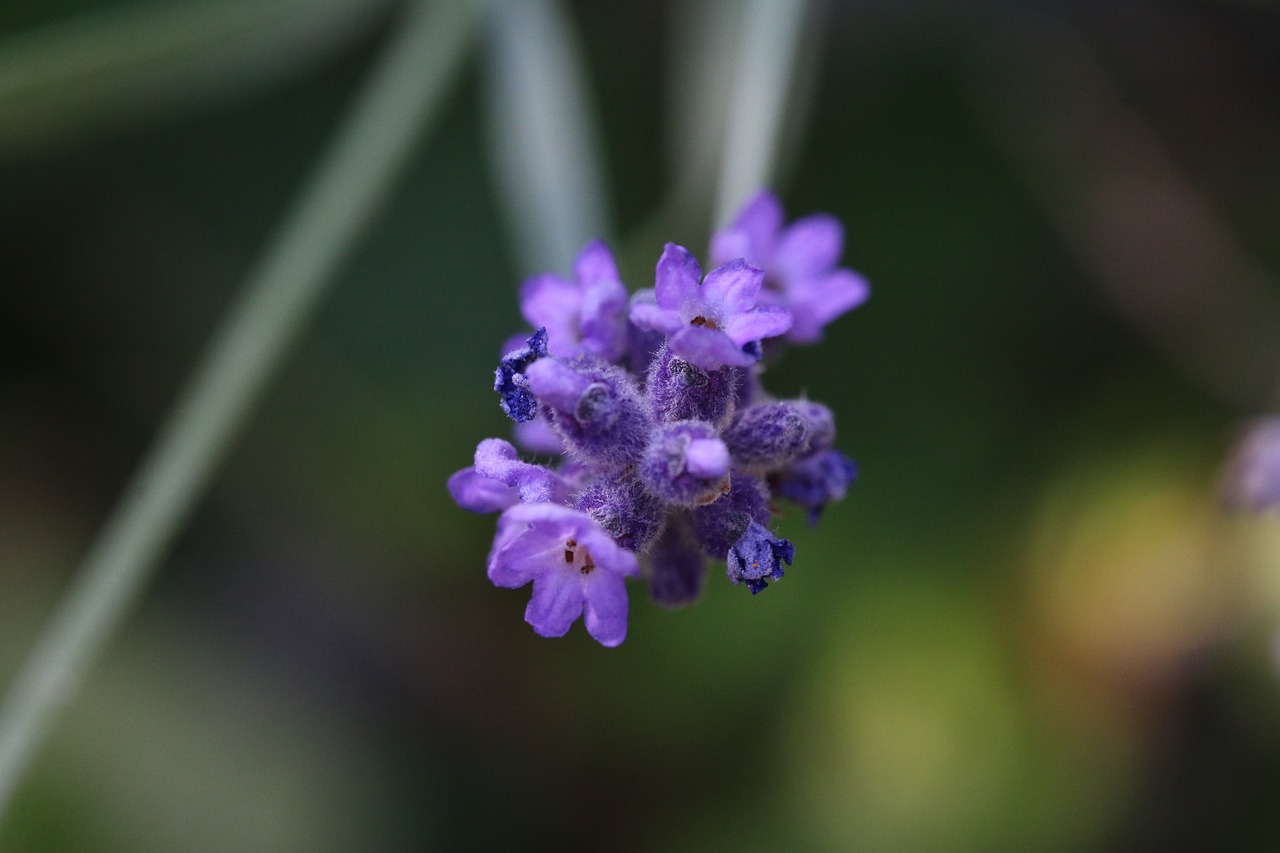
[712,0,811,228]
[0,0,484,821]
[0,0,391,154]
[481,0,611,275]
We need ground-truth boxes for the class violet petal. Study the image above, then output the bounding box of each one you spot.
[447,466,518,513]
[701,258,765,315]
[669,324,757,370]
[772,213,844,279]
[654,243,703,310]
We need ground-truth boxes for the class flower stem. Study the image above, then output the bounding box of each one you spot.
[712,0,811,229]
[481,0,612,275]
[0,0,485,821]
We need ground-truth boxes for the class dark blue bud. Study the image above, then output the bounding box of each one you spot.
[775,449,858,525]
[646,513,706,608]
[494,328,548,423]
[726,521,794,594]
[645,343,742,428]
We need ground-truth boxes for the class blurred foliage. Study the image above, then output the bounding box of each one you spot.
[3,0,1280,850]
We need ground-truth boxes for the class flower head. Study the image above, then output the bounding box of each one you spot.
[629,244,792,370]
[711,190,869,344]
[454,195,863,646]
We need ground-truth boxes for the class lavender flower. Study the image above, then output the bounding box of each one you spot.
[452,220,864,646]
[629,244,792,370]
[487,503,639,647]
[711,190,869,344]
[519,240,629,361]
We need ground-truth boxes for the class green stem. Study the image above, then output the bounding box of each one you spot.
[0,0,484,822]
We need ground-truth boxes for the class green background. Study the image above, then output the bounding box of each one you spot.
[3,0,1280,849]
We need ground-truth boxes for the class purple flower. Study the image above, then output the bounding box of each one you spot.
[726,521,794,594]
[487,503,640,647]
[711,190,869,344]
[1223,417,1280,512]
[455,195,864,643]
[520,240,629,361]
[629,244,792,370]
[512,413,565,455]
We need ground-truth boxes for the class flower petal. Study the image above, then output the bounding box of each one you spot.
[519,274,580,354]
[447,466,518,513]
[525,358,592,413]
[513,415,564,455]
[709,226,753,267]
[474,439,570,504]
[701,258,764,315]
[654,243,703,310]
[582,571,629,646]
[787,269,869,343]
[629,293,685,336]
[723,305,793,346]
[576,518,640,579]
[773,214,843,279]
[669,324,757,370]
[573,239,621,288]
[684,438,731,478]
[578,277,629,361]
[729,190,784,258]
[525,572,585,638]
[486,508,535,587]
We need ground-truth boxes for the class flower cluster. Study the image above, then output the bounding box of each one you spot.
[449,191,868,646]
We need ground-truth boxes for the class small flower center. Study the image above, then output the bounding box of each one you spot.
[563,537,596,574]
[690,315,720,330]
